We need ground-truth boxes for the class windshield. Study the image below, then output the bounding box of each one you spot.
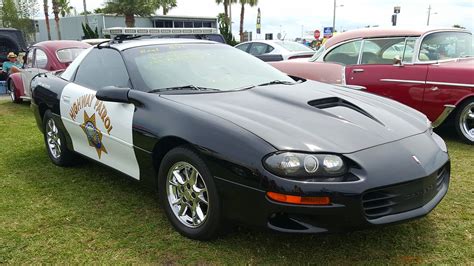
[419,31,472,61]
[56,48,87,63]
[123,43,294,92]
[309,46,325,61]
[275,41,313,52]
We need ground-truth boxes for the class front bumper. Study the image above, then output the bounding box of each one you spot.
[214,132,450,233]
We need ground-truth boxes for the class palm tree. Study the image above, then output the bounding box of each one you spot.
[103,0,162,27]
[83,0,88,25]
[239,0,258,42]
[58,0,74,17]
[161,0,176,15]
[43,0,52,40]
[215,0,237,22]
[52,0,62,39]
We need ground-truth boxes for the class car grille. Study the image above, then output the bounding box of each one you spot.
[362,164,449,220]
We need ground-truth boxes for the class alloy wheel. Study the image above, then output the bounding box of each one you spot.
[166,161,209,228]
[459,102,474,142]
[46,119,62,159]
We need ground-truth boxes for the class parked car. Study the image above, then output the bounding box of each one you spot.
[271,28,474,144]
[7,40,91,103]
[30,38,450,240]
[0,28,28,81]
[235,40,315,61]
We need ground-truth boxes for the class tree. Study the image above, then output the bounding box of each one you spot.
[103,0,163,27]
[160,0,176,15]
[58,0,74,17]
[215,0,237,23]
[52,0,62,39]
[43,0,52,40]
[2,0,38,42]
[1,0,19,28]
[218,13,237,46]
[238,0,257,42]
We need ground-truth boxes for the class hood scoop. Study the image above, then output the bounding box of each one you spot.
[308,97,384,126]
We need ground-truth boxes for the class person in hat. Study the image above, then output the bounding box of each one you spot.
[2,52,23,74]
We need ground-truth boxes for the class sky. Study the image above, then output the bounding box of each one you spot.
[60,0,474,39]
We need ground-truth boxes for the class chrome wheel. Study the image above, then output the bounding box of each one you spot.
[166,162,209,228]
[46,119,62,159]
[459,102,474,142]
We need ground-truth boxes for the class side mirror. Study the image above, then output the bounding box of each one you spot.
[96,86,130,103]
[393,55,402,66]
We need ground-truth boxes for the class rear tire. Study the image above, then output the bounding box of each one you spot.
[158,146,221,240]
[43,110,77,166]
[454,99,474,145]
[9,81,22,104]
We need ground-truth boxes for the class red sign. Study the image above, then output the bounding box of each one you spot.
[314,30,321,39]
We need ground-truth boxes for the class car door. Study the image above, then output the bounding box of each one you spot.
[248,42,281,62]
[59,48,140,179]
[344,37,427,112]
[21,48,49,97]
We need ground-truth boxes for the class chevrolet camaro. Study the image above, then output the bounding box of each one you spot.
[30,38,450,240]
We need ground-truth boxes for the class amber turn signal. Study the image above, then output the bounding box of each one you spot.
[266,192,331,205]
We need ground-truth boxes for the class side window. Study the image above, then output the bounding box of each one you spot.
[360,38,406,65]
[236,43,250,52]
[249,43,270,56]
[35,49,48,69]
[324,40,362,65]
[74,48,130,90]
[25,49,34,68]
[402,38,417,63]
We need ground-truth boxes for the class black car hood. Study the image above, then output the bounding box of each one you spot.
[161,81,428,154]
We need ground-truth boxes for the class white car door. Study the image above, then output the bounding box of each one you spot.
[59,48,140,180]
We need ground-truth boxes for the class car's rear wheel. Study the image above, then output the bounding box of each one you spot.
[9,81,22,104]
[43,110,77,166]
[455,99,474,144]
[158,146,221,240]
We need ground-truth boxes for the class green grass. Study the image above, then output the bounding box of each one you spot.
[0,99,473,264]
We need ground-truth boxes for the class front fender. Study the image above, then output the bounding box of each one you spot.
[7,73,25,97]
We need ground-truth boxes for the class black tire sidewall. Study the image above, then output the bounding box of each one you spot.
[158,146,221,240]
[43,110,75,166]
[455,99,474,145]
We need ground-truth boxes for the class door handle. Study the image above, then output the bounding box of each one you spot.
[61,95,70,103]
[352,69,365,73]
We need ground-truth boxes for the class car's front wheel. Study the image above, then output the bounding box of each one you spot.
[455,99,474,144]
[8,81,22,104]
[158,146,221,240]
[43,110,77,166]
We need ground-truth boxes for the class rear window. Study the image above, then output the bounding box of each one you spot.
[56,48,87,63]
[275,41,313,52]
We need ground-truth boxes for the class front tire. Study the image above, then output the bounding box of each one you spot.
[9,81,22,104]
[158,146,221,240]
[455,99,474,144]
[43,110,77,166]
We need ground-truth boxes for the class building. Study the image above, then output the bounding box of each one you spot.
[34,14,219,42]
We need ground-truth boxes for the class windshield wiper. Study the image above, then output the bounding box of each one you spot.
[237,80,298,91]
[148,85,220,93]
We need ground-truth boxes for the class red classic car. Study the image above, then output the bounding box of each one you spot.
[271,28,474,144]
[7,40,90,103]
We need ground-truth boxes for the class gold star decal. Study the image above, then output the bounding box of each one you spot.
[80,111,107,159]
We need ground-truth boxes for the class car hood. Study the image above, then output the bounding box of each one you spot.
[161,81,428,154]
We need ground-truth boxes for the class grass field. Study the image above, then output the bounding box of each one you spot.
[0,99,473,264]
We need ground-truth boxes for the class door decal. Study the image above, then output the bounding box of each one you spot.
[81,111,107,159]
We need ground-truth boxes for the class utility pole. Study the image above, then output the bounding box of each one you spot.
[332,0,336,32]
[427,5,431,26]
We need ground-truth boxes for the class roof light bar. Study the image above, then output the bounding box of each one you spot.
[102,27,218,36]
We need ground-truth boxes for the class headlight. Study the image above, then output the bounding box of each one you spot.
[263,152,347,178]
